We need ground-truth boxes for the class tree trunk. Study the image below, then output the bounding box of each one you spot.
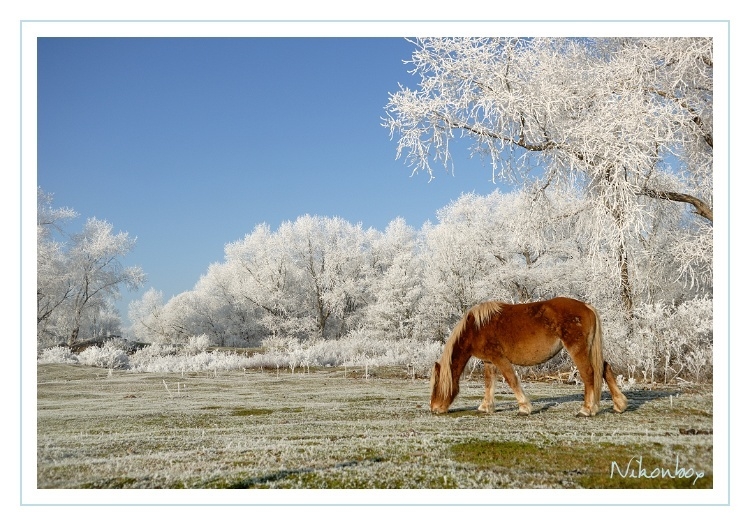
[617,240,634,319]
[608,180,635,319]
[67,318,81,347]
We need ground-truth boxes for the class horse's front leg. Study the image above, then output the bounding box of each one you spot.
[477,362,496,413]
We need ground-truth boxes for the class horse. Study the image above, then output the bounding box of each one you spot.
[429,297,628,417]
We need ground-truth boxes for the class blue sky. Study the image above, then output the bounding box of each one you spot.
[37,37,507,320]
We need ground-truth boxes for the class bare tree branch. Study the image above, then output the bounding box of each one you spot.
[638,188,713,222]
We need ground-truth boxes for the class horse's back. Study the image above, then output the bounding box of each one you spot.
[477,297,595,365]
[499,297,592,322]
[540,296,591,313]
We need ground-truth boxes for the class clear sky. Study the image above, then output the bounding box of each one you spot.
[37,37,510,321]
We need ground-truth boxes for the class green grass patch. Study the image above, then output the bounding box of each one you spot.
[80,477,142,489]
[203,455,394,489]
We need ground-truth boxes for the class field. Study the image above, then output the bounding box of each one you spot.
[37,363,714,494]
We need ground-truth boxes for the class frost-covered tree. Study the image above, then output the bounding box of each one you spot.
[156,290,207,344]
[64,218,145,345]
[385,37,713,313]
[37,189,144,347]
[37,188,77,338]
[171,215,375,344]
[198,262,263,346]
[182,263,263,347]
[365,218,423,339]
[224,223,303,339]
[419,206,495,320]
[128,288,168,343]
[278,215,372,338]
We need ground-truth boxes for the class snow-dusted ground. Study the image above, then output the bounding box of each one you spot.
[37,363,713,491]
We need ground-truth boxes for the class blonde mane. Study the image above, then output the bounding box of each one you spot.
[433,302,504,400]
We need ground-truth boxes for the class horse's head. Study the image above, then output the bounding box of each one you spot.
[429,362,455,414]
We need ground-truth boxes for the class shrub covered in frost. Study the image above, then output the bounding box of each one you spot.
[77,343,130,370]
[128,342,179,370]
[249,332,442,376]
[129,350,255,373]
[36,335,437,375]
[183,334,211,355]
[38,346,79,365]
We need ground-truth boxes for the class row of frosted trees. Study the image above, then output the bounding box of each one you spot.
[128,187,712,382]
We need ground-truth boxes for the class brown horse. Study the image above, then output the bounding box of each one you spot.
[429,297,628,417]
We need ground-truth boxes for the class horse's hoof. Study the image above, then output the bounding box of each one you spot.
[576,410,592,417]
[613,400,628,413]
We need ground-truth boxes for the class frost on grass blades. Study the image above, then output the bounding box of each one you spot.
[36,361,713,490]
[37,334,713,491]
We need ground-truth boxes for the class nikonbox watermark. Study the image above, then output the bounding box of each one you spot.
[610,455,705,485]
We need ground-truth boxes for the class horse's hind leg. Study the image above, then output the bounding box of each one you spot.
[492,357,532,416]
[604,361,628,413]
[567,343,599,417]
[478,362,496,413]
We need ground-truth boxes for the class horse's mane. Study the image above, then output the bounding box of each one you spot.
[434,302,504,400]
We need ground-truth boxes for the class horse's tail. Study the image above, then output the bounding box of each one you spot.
[586,303,604,407]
